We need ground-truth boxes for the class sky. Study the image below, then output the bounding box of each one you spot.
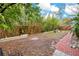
[38,3,79,19]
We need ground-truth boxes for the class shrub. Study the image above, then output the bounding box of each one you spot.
[42,17,60,32]
[72,13,79,38]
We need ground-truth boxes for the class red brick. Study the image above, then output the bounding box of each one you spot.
[56,33,79,56]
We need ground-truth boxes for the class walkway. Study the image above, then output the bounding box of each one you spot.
[54,32,79,56]
[0,31,68,56]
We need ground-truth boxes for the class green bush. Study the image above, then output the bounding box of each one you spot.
[42,17,60,32]
[72,13,79,38]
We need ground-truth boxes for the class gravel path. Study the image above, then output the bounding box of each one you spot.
[0,31,68,56]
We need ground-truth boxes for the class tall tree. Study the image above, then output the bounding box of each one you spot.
[0,3,42,35]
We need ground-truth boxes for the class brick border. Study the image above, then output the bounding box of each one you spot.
[54,32,79,56]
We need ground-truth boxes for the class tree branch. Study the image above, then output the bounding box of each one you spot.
[0,3,16,13]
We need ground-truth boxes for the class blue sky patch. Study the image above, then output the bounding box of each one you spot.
[38,3,78,19]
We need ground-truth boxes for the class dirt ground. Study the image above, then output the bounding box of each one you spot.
[0,31,68,56]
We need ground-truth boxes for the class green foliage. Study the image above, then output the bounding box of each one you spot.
[0,3,43,36]
[73,14,79,23]
[3,4,24,26]
[0,13,11,30]
[42,16,60,32]
[0,3,41,30]
[72,13,79,38]
[0,3,61,37]
[74,24,79,38]
[24,3,41,25]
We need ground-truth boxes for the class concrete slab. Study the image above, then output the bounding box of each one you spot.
[53,50,70,56]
